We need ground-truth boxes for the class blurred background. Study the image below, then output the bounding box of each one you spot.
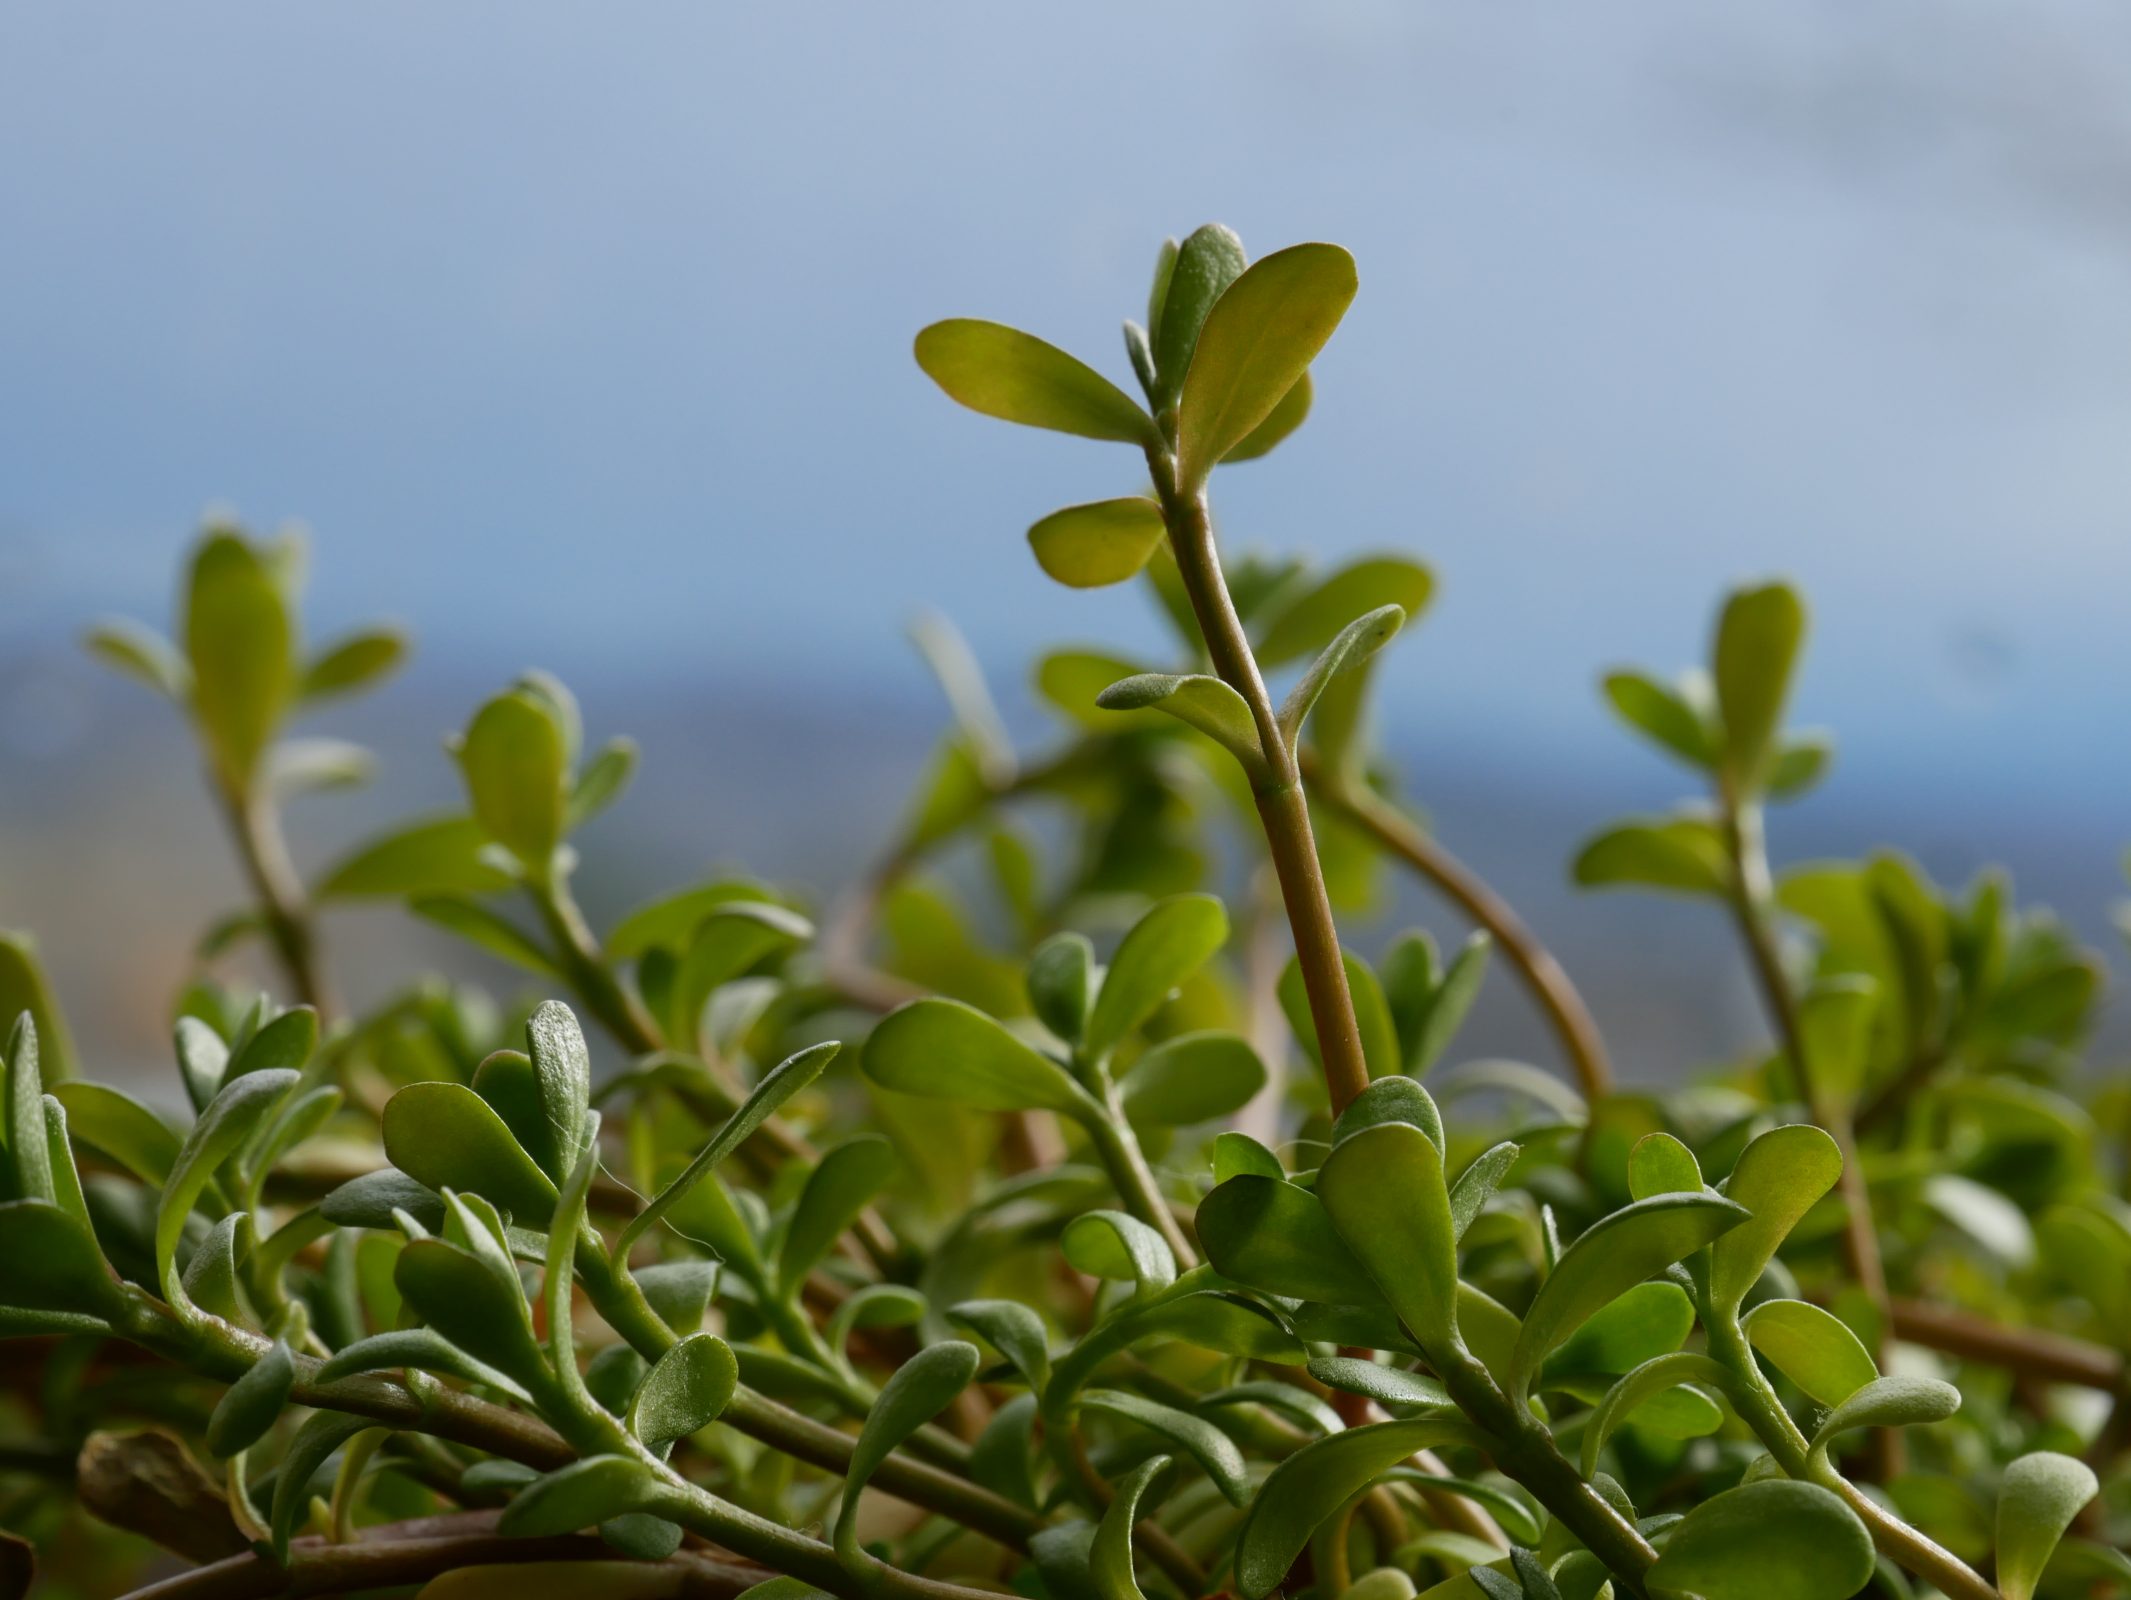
[3,2,2127,1088]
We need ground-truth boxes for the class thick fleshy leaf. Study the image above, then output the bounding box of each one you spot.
[1150,223,1248,409]
[1277,605,1404,749]
[226,1007,316,1082]
[630,1333,739,1449]
[1212,1131,1284,1183]
[394,1237,550,1394]
[1197,1174,1383,1306]
[1713,582,1806,789]
[1447,1141,1521,1242]
[320,1168,446,1233]
[947,1299,1052,1392]
[1120,1032,1266,1126]
[1090,1454,1170,1600]
[1027,933,1094,1045]
[1809,1376,1961,1454]
[1305,1356,1451,1415]
[1176,243,1358,487]
[455,690,569,866]
[300,626,406,701]
[1383,931,1490,1078]
[915,320,1153,444]
[184,532,294,786]
[173,1016,230,1115]
[1994,1452,2099,1600]
[499,1456,661,1537]
[603,879,782,959]
[1508,1192,1747,1397]
[0,1200,120,1319]
[1542,1280,1695,1382]
[315,815,515,902]
[0,938,74,1087]
[156,1069,299,1301]
[1741,1298,1877,1406]
[382,1082,559,1226]
[5,1015,51,1203]
[1232,1419,1483,1600]
[1625,1132,1702,1200]
[315,1327,532,1399]
[269,1411,372,1561]
[1061,1210,1176,1295]
[1646,1480,1872,1600]
[1580,1352,1736,1476]
[621,1042,839,1254]
[1095,674,1265,775]
[1256,557,1434,669]
[1709,1124,1843,1314]
[1223,370,1311,462]
[525,1001,591,1181]
[411,896,562,979]
[1318,1122,1459,1353]
[204,1340,294,1458]
[777,1133,896,1292]
[666,903,813,1044]
[1601,670,1714,768]
[1572,818,1730,897]
[836,1342,980,1551]
[1081,895,1229,1063]
[1766,732,1833,800]
[1084,1389,1247,1504]
[863,999,1094,1118]
[1028,499,1167,589]
[1333,1074,1444,1153]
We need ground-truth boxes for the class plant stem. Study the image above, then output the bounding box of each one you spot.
[1718,791,1897,1473]
[1301,755,1615,1101]
[1146,452,1370,1116]
[219,779,332,1015]
[1083,1078,1198,1266]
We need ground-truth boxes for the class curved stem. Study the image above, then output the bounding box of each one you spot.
[1080,1083,1198,1267]
[1302,758,1614,1101]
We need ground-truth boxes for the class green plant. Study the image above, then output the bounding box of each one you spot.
[2,225,2124,1600]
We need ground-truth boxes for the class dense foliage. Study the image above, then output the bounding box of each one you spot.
[3,225,2125,1600]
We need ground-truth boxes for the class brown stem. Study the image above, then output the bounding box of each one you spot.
[1302,757,1614,1101]
[1880,1298,2127,1394]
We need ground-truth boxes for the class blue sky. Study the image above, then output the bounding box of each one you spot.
[4,1,2129,862]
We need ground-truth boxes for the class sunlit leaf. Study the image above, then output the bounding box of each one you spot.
[1028,499,1167,589]
[915,320,1154,444]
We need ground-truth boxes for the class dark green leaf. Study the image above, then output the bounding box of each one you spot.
[1085,1389,1247,1504]
[498,1456,661,1537]
[204,1340,294,1458]
[381,1081,559,1226]
[631,1333,739,1448]
[320,1168,445,1233]
[1175,243,1358,487]
[777,1133,896,1292]
[1028,499,1167,589]
[0,1200,120,1319]
[1646,1480,1872,1600]
[1028,933,1094,1045]
[947,1300,1051,1392]
[525,1000,591,1182]
[915,320,1154,444]
[315,1327,532,1399]
[1304,1356,1451,1415]
[1090,1453,1169,1600]
[1279,949,1401,1082]
[1333,1074,1444,1154]
[1198,1174,1383,1307]
[1212,1131,1284,1183]
[226,1006,316,1082]
[172,1016,229,1115]
[394,1236,550,1394]
[269,1411,371,1561]
[5,1015,52,1203]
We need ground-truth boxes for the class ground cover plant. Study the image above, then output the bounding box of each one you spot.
[2,224,2126,1600]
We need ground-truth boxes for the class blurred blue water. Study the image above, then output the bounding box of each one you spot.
[2,2,2126,1077]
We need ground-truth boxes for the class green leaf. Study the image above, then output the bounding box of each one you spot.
[1572,817,1730,897]
[1318,1122,1460,1354]
[1175,242,1358,488]
[1741,1298,1877,1406]
[411,896,563,979]
[184,532,295,786]
[863,998,1094,1118]
[1279,949,1402,1082]
[1601,670,1713,768]
[172,1016,229,1114]
[1708,1123,1843,1314]
[381,1081,559,1227]
[630,1333,739,1449]
[525,1000,591,1182]
[5,1015,52,1204]
[1646,1480,1872,1600]
[914,320,1154,444]
[0,1200,120,1320]
[316,815,515,902]
[1543,1280,1695,1382]
[1333,1075,1444,1155]
[665,903,813,1044]
[1305,1356,1451,1415]
[1447,1141,1520,1241]
[836,1342,980,1558]
[1084,895,1229,1062]
[205,1340,294,1458]
[455,689,569,867]
[85,616,191,700]
[1384,931,1490,1078]
[1713,581,1807,790]
[1028,932,1094,1045]
[1766,732,1834,800]
[0,936,75,1085]
[621,1041,839,1254]
[499,1456,661,1537]
[1150,222,1248,410]
[1223,370,1312,463]
[1213,1131,1284,1183]
[1233,1419,1484,1600]
[1508,1192,1747,1398]
[604,878,782,960]
[1095,674,1265,775]
[227,1006,316,1082]
[269,737,375,795]
[1808,1375,1960,1455]
[269,1411,372,1561]
[777,1133,896,1292]
[1061,1210,1176,1295]
[1198,1174,1384,1307]
[1084,1390,1248,1504]
[1120,1032,1266,1127]
[1256,557,1434,669]
[156,1069,298,1304]
[1277,605,1404,749]
[1625,1132,1702,1200]
[947,1300,1052,1393]
[567,737,638,830]
[394,1236,551,1394]
[1579,1351,1736,1476]
[182,1213,249,1322]
[1027,499,1167,589]
[320,1168,445,1233]
[1090,1453,1170,1600]
[300,626,407,701]
[1994,1452,2099,1600]
[315,1327,532,1399]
